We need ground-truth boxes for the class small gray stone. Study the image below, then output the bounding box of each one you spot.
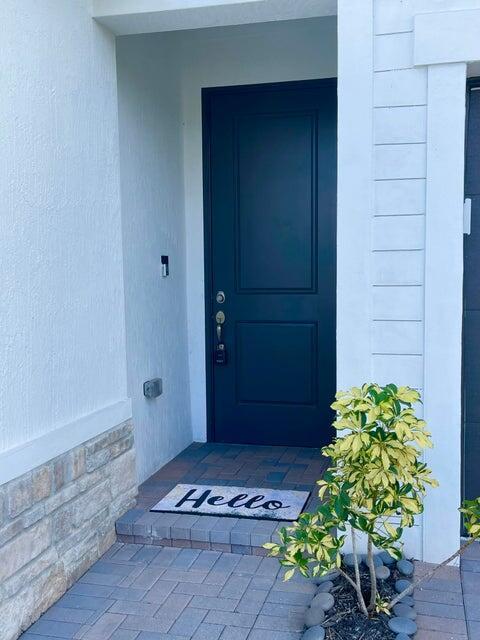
[373,555,384,567]
[395,579,412,594]
[316,570,339,584]
[379,551,395,566]
[393,604,416,620]
[388,616,417,636]
[375,565,390,580]
[305,606,325,628]
[311,592,335,611]
[398,595,414,607]
[303,625,326,640]
[397,559,414,577]
[343,553,359,568]
[316,581,333,593]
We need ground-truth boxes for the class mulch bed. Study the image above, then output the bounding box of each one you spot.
[322,564,400,640]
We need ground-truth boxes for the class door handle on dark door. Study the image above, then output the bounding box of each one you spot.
[214,310,227,365]
[215,310,225,343]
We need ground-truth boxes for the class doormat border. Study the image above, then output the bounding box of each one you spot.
[150,483,311,522]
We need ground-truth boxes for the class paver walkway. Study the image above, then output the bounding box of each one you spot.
[462,542,480,640]
[16,439,480,639]
[20,543,312,640]
[17,540,480,640]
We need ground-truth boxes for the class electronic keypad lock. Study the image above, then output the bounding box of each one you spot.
[215,342,227,365]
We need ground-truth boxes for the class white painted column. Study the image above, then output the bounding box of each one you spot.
[336,0,374,390]
[422,62,467,564]
[336,0,374,557]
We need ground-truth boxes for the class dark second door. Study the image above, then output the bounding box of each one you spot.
[204,80,336,448]
[464,80,480,502]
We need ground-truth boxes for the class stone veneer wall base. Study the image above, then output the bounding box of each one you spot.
[0,420,137,640]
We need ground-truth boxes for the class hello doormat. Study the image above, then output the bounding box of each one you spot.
[150,484,310,521]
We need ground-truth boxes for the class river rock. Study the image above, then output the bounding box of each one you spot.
[379,551,396,565]
[316,580,333,593]
[311,592,335,611]
[343,553,359,568]
[395,635,411,640]
[302,625,326,640]
[375,565,390,580]
[397,559,414,577]
[395,579,412,594]
[393,603,416,620]
[373,555,384,567]
[398,595,414,607]
[388,616,417,636]
[305,606,325,628]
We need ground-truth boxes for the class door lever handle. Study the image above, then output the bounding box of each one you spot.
[216,323,222,343]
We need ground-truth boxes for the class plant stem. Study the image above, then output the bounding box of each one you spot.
[350,526,369,617]
[367,536,377,611]
[388,538,475,610]
[351,527,362,591]
[338,568,370,617]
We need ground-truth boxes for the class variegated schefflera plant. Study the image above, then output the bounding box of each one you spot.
[265,384,480,617]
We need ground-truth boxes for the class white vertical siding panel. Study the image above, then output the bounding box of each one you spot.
[373,250,424,285]
[373,320,423,354]
[373,285,423,321]
[374,106,427,144]
[373,214,425,251]
[374,32,414,71]
[374,68,427,106]
[375,144,426,180]
[337,0,375,388]
[422,63,467,563]
[375,179,425,215]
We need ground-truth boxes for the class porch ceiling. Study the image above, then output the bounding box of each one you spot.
[91,0,337,36]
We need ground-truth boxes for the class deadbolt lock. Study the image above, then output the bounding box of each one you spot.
[216,290,226,304]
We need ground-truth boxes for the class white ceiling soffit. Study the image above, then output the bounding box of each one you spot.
[91,0,338,36]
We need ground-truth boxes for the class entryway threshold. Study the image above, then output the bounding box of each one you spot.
[116,442,327,555]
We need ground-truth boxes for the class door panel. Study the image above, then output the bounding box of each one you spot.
[203,80,336,447]
[236,113,315,292]
[236,322,317,406]
[463,81,480,502]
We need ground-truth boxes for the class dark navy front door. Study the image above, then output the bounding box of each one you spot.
[203,80,336,448]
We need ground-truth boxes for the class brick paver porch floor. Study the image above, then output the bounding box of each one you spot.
[17,441,480,639]
[116,442,328,553]
[19,542,479,640]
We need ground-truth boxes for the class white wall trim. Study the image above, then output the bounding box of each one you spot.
[422,62,467,564]
[336,0,374,388]
[414,9,480,67]
[92,0,337,36]
[0,399,132,485]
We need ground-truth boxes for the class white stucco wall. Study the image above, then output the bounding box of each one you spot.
[178,17,338,441]
[116,34,192,483]
[0,0,130,481]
